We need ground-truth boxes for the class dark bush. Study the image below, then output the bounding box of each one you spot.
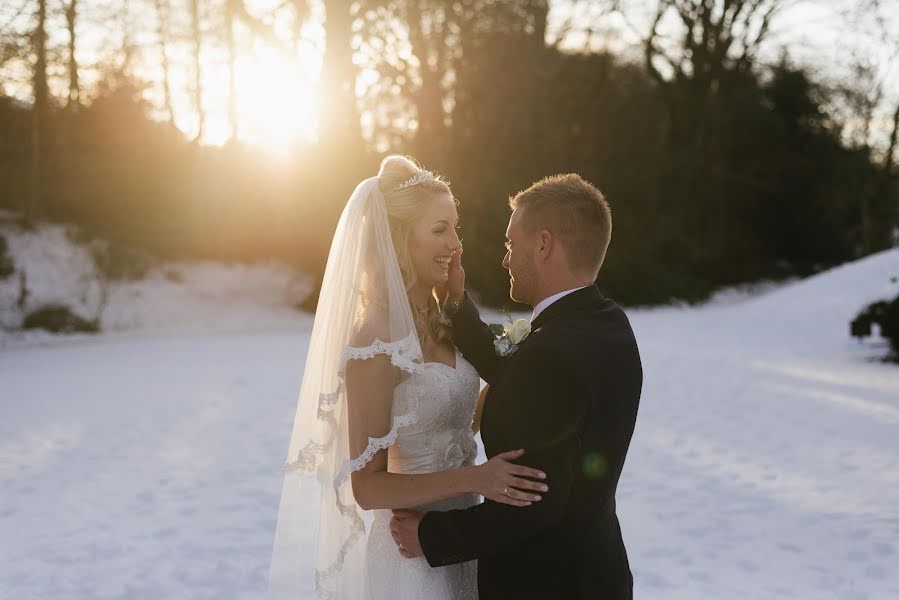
[852,293,899,362]
[298,281,320,313]
[0,235,13,279]
[90,239,156,281]
[22,304,100,334]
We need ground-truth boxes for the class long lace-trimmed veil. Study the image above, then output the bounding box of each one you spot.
[268,177,426,599]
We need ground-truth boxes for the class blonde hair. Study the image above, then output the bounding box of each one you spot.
[509,173,612,278]
[377,155,454,346]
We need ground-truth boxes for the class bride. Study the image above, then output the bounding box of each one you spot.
[268,156,546,599]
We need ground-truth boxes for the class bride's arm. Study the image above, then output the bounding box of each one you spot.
[346,355,546,511]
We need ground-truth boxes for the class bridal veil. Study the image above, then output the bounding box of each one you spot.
[268,177,426,599]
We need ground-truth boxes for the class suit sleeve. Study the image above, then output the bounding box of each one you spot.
[418,344,586,566]
[449,292,506,384]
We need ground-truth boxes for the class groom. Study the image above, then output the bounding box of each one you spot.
[390,173,643,599]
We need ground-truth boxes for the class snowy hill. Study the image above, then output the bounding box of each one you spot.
[633,248,899,362]
[1,246,897,599]
[720,248,898,354]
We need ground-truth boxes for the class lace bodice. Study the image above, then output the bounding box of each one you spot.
[387,352,481,481]
[365,349,482,600]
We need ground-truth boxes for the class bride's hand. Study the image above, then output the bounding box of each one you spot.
[470,448,548,507]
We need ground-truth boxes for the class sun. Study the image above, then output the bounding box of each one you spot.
[234,44,319,152]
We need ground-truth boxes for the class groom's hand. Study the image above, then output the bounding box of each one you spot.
[438,248,465,313]
[390,509,425,558]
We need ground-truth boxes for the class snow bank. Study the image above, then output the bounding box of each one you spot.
[0,219,102,329]
[0,216,314,345]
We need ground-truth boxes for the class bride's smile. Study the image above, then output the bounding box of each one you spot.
[407,192,462,294]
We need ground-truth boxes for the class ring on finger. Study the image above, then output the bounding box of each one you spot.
[503,487,510,496]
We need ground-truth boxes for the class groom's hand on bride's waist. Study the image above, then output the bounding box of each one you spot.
[390,509,426,558]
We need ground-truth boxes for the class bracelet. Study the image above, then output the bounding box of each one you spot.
[443,296,463,316]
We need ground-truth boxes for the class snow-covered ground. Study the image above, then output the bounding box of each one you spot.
[1,243,898,599]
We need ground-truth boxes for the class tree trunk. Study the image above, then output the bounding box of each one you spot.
[29,0,49,223]
[190,0,206,144]
[528,0,549,46]
[320,0,358,146]
[153,0,176,126]
[225,0,239,142]
[120,0,136,75]
[65,0,80,110]
[407,1,449,163]
[871,102,899,251]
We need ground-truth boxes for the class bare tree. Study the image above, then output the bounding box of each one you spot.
[842,0,899,252]
[872,93,899,253]
[0,1,31,69]
[548,0,622,51]
[64,0,79,110]
[644,0,787,145]
[119,0,137,77]
[405,1,454,160]
[29,0,49,223]
[153,0,176,125]
[224,0,238,142]
[189,0,205,143]
[320,0,359,146]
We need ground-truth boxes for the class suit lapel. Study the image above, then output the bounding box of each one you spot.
[481,285,604,453]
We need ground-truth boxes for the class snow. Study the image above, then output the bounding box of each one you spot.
[0,217,313,343]
[1,236,898,598]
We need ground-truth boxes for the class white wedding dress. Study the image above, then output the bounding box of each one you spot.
[357,347,481,600]
[270,176,481,600]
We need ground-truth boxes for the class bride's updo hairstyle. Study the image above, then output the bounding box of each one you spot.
[377,154,454,345]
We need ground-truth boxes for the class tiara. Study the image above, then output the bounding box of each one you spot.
[394,171,436,191]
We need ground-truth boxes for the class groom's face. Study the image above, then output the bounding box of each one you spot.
[503,207,537,305]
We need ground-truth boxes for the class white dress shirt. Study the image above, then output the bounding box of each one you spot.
[531,286,590,322]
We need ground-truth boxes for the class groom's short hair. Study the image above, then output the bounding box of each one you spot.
[509,174,612,277]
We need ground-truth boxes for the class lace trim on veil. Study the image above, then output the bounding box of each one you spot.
[283,331,421,475]
[281,332,422,598]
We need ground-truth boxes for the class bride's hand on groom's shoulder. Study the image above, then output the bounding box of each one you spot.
[468,448,549,507]
[438,248,465,312]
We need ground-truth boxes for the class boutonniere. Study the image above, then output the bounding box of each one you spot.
[488,316,531,357]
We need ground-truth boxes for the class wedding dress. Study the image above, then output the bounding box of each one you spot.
[356,345,480,600]
[268,175,481,600]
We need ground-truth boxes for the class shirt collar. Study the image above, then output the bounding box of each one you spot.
[531,285,590,322]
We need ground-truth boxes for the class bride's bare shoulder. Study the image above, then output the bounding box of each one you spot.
[345,307,398,377]
[348,305,392,349]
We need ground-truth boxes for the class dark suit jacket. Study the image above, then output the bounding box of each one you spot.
[418,285,642,599]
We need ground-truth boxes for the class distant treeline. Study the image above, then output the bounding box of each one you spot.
[1,1,896,307]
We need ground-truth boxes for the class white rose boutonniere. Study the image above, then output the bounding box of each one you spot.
[489,317,531,357]
[509,318,531,344]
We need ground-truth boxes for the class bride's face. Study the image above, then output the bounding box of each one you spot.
[409,192,461,290]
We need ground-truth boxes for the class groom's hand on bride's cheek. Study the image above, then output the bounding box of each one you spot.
[390,509,425,558]
[449,247,465,290]
[439,248,465,310]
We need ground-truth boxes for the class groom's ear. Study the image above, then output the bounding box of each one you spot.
[536,229,553,258]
